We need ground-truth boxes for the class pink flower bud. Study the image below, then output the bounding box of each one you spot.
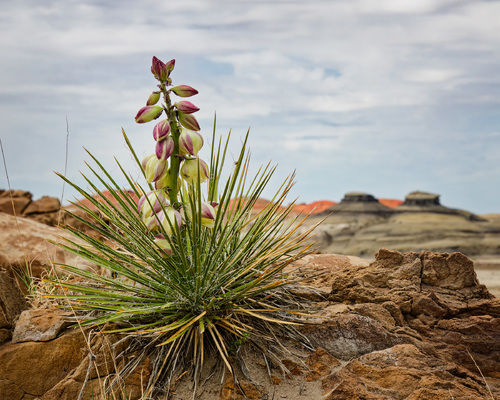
[174,101,199,114]
[199,202,216,228]
[171,85,198,98]
[135,105,163,123]
[178,112,200,131]
[179,129,203,156]
[145,156,168,182]
[155,136,175,160]
[151,56,174,83]
[165,59,175,72]
[146,91,161,106]
[152,120,171,141]
[180,157,209,185]
[184,202,216,228]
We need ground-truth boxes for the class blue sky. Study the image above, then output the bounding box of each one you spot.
[1,0,499,213]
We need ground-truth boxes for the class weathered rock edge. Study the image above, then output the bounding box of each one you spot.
[0,249,498,399]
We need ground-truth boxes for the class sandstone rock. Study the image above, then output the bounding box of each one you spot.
[0,190,32,215]
[23,196,60,215]
[322,344,491,399]
[0,271,28,328]
[421,251,478,289]
[0,212,99,284]
[301,313,406,360]
[328,249,491,306]
[220,376,264,400]
[25,210,61,226]
[0,329,11,345]
[0,249,498,399]
[0,324,148,400]
[0,329,87,398]
[285,253,370,293]
[12,309,72,343]
[304,347,340,382]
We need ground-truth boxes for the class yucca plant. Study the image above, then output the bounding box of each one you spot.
[47,56,317,397]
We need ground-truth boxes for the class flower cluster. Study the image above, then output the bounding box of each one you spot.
[135,57,215,249]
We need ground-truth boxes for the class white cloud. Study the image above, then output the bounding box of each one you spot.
[0,0,499,213]
[404,69,462,83]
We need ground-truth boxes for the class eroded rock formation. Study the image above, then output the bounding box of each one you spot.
[0,249,498,399]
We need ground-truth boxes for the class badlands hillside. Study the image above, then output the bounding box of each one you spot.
[301,191,500,258]
[1,188,500,259]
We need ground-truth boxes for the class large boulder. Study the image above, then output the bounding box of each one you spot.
[0,190,63,226]
[0,212,99,284]
[0,323,149,400]
[300,249,500,398]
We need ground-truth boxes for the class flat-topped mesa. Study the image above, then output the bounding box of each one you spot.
[396,191,484,221]
[325,191,395,215]
[402,191,441,207]
[341,192,379,203]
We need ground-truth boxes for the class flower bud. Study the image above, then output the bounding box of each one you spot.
[165,59,175,73]
[154,173,169,190]
[200,202,216,228]
[155,172,181,191]
[145,156,168,182]
[146,91,161,106]
[185,202,216,228]
[155,136,175,160]
[137,190,168,218]
[152,120,171,141]
[135,105,163,123]
[178,112,201,131]
[148,207,182,236]
[180,157,209,185]
[174,101,199,114]
[141,154,156,170]
[170,85,198,98]
[179,129,203,156]
[154,234,172,254]
[151,56,174,83]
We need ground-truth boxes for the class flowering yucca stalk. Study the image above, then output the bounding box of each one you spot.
[48,56,317,396]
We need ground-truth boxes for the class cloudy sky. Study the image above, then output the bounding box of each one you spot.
[1,0,499,213]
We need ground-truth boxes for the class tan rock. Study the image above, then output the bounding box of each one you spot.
[0,329,87,398]
[0,322,148,400]
[0,190,32,215]
[421,251,478,289]
[322,344,491,400]
[23,196,60,215]
[12,309,72,343]
[300,313,406,360]
[0,329,11,345]
[221,375,264,400]
[0,271,28,328]
[285,253,370,293]
[0,212,99,284]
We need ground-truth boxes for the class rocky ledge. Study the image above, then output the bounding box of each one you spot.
[0,249,498,399]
